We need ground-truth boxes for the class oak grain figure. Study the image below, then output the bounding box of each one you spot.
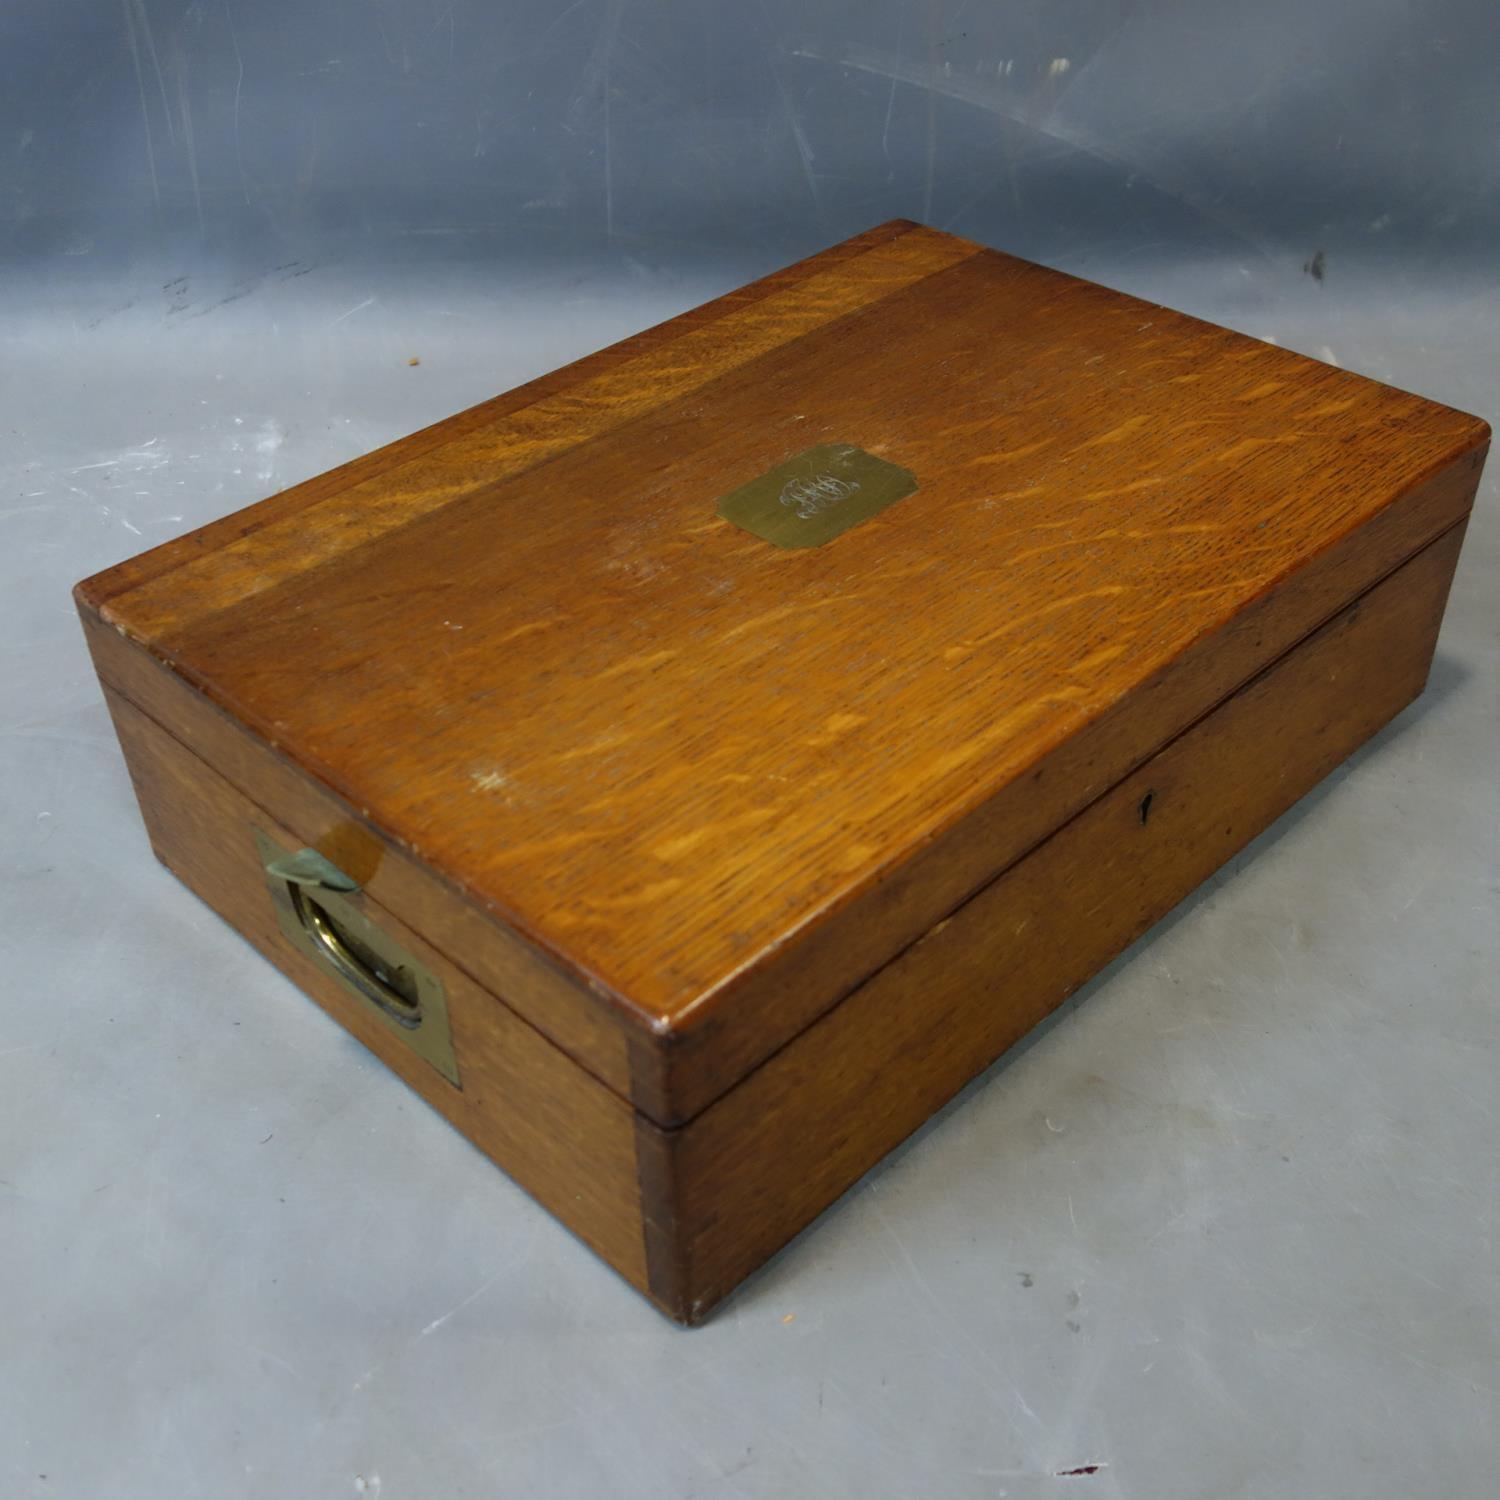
[75,221,1488,1322]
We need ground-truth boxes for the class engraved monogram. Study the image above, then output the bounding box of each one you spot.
[779,472,861,520]
[716,443,917,548]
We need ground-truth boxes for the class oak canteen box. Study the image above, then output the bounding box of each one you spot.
[76,220,1488,1323]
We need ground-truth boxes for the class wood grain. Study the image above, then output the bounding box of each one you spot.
[84,221,977,630]
[82,611,638,1101]
[646,520,1467,1321]
[75,222,1489,1128]
[80,221,935,610]
[103,687,649,1294]
[640,447,1484,1121]
[77,223,1487,1321]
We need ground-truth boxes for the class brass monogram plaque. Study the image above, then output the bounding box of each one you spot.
[715,443,918,549]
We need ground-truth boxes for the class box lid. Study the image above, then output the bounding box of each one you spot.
[78,221,1488,1125]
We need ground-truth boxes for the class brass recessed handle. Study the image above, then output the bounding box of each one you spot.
[290,884,424,1029]
[255,832,460,1087]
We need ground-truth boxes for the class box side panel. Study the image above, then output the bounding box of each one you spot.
[643,449,1486,1123]
[102,688,649,1295]
[81,611,637,1102]
[658,520,1467,1322]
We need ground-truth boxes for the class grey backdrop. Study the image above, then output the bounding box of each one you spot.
[4,4,1498,1499]
[6,0,1500,272]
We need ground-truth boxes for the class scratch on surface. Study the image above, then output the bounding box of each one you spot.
[175,33,206,234]
[416,1266,506,1341]
[1214,1246,1500,1399]
[791,42,1278,259]
[871,1198,1044,1436]
[122,0,161,206]
[1145,1209,1190,1247]
[246,1344,306,1381]
[538,0,590,46]
[763,1,822,217]
[330,296,377,327]
[225,0,250,205]
[920,7,936,219]
[879,4,904,169]
[251,419,284,483]
[72,438,168,476]
[598,0,620,238]
[352,1265,510,1395]
[132,0,174,142]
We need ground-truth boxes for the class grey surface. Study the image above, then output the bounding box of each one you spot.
[4,3,1499,1497]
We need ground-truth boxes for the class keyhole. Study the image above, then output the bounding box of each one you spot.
[1138,790,1155,826]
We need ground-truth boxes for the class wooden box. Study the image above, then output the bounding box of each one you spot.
[76,221,1488,1323]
